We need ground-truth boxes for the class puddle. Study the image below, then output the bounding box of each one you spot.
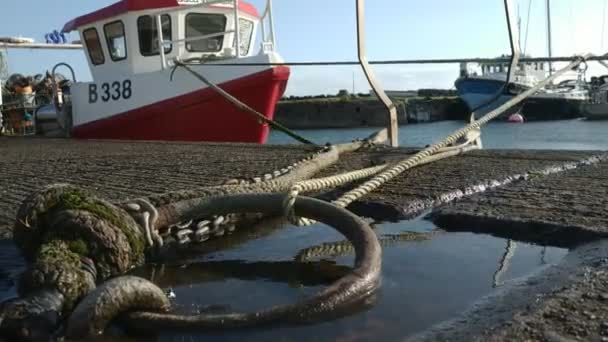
[0,240,24,302]
[128,217,568,341]
[0,216,568,341]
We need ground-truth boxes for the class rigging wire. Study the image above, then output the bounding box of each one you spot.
[523,0,532,55]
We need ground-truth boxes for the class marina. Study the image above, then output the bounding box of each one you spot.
[1,0,608,341]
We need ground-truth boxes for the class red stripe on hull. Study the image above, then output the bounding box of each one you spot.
[72,66,290,144]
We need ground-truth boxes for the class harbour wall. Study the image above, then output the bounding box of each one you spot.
[273,97,470,129]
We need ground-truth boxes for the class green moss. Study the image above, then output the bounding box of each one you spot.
[67,239,89,256]
[37,240,81,268]
[33,240,94,310]
[53,189,145,262]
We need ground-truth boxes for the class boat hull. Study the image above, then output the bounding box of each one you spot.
[454,77,526,119]
[582,103,608,120]
[71,66,290,143]
[521,97,586,121]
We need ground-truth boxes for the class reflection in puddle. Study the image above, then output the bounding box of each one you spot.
[0,216,569,341]
[0,240,24,302]
[493,239,517,288]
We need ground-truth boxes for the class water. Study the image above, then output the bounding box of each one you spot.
[268,119,608,150]
[123,217,567,341]
[0,217,567,341]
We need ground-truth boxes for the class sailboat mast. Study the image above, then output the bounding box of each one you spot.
[517,2,522,51]
[546,0,553,75]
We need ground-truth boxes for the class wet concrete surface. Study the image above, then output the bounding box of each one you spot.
[409,239,608,342]
[430,158,608,246]
[423,155,608,341]
[1,137,605,236]
[2,137,608,341]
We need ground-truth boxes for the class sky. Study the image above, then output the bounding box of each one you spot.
[1,0,608,96]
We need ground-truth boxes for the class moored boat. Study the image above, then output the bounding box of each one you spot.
[582,75,608,120]
[454,57,539,119]
[2,0,290,144]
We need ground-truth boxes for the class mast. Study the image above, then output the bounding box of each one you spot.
[517,2,522,52]
[546,0,553,75]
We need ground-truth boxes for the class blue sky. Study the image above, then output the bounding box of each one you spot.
[2,0,607,95]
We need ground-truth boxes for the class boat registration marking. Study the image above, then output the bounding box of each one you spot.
[89,80,132,103]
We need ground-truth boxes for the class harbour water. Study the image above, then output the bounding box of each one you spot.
[269,119,608,150]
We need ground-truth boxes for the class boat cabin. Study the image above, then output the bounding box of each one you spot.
[62,0,263,78]
[479,55,547,79]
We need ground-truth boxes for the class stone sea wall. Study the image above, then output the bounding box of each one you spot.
[273,97,470,129]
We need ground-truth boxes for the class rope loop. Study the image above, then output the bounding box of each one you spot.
[9,184,148,315]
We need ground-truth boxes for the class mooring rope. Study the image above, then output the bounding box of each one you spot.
[333,56,589,207]
[171,61,316,146]
[63,194,382,339]
[282,55,590,226]
[285,142,480,226]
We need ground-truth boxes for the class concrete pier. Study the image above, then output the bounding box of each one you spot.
[1,136,607,341]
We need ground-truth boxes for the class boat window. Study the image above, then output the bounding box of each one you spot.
[83,28,105,65]
[185,13,227,52]
[138,15,172,56]
[235,18,254,55]
[104,21,127,61]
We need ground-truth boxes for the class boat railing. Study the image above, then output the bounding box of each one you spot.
[152,0,277,70]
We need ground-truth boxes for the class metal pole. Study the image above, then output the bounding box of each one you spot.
[356,0,398,147]
[505,0,521,83]
[260,12,267,46]
[546,0,553,75]
[156,15,166,70]
[234,0,240,57]
[268,0,277,49]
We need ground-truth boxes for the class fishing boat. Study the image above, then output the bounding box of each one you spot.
[455,59,589,121]
[455,56,539,119]
[1,0,289,144]
[520,77,589,121]
[454,0,589,121]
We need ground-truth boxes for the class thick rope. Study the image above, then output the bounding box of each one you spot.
[171,61,316,146]
[64,195,382,338]
[330,56,589,209]
[284,143,481,226]
[280,56,588,226]
[1,132,390,339]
